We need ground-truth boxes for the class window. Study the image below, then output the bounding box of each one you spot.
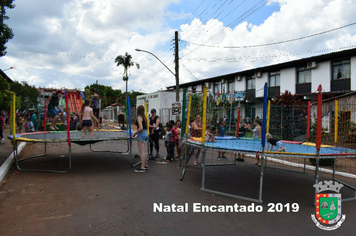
[213,82,220,94]
[332,59,350,80]
[269,72,280,87]
[297,67,311,84]
[228,80,235,93]
[246,76,255,90]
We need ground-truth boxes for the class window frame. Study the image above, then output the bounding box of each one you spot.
[269,71,280,87]
[332,58,351,80]
[297,66,311,84]
[246,75,256,90]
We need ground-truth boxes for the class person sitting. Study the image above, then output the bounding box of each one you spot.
[266,133,287,152]
[205,125,216,142]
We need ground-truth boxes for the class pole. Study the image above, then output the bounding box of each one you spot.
[202,87,207,145]
[175,31,179,103]
[335,100,338,143]
[307,101,311,140]
[316,85,322,152]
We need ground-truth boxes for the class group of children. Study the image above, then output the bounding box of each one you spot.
[164,120,181,162]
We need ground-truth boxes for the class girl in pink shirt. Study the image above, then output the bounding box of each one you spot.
[79,99,99,139]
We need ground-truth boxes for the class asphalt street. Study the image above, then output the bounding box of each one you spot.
[0,139,355,236]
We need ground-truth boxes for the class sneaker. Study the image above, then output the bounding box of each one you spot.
[1,138,4,144]
[222,156,227,159]
[155,153,160,158]
[135,168,146,173]
[217,156,221,161]
[144,166,149,170]
[148,153,153,157]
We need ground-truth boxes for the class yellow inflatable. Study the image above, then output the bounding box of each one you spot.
[302,142,334,148]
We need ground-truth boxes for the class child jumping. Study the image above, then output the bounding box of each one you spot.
[79,99,99,139]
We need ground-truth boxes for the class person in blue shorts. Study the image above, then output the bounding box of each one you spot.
[133,105,149,173]
[47,90,63,130]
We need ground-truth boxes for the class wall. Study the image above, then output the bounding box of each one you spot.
[280,68,296,94]
[312,61,330,92]
[256,72,268,98]
[352,56,356,90]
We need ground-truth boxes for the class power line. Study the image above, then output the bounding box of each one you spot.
[182,22,356,49]
[181,45,356,62]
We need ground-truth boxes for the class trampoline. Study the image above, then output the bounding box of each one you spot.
[179,84,356,203]
[8,130,136,173]
[180,137,356,203]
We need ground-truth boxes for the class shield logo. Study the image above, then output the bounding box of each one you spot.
[315,193,342,224]
[311,180,346,231]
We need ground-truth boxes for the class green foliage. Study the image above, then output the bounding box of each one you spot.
[189,93,203,123]
[9,81,39,110]
[0,0,15,57]
[0,76,20,111]
[84,83,144,109]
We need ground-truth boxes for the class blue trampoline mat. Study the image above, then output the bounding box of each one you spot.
[188,138,356,155]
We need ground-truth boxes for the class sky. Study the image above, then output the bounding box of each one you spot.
[1,0,356,93]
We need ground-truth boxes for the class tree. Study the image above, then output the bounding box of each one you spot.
[0,0,15,57]
[114,52,140,102]
[10,81,39,110]
[84,83,144,109]
[0,76,20,112]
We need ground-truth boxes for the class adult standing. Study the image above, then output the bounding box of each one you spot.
[149,109,160,159]
[31,112,38,132]
[236,118,246,162]
[246,119,262,166]
[217,118,226,160]
[191,114,203,165]
[133,105,149,172]
[48,90,63,131]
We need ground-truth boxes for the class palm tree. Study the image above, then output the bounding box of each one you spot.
[115,52,140,99]
[115,52,139,126]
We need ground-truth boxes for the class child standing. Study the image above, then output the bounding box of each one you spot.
[90,88,100,130]
[79,99,99,139]
[164,123,173,162]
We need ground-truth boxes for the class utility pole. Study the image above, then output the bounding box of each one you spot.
[174,31,179,102]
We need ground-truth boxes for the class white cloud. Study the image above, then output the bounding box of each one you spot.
[0,0,355,95]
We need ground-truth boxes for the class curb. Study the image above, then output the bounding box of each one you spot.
[0,142,27,182]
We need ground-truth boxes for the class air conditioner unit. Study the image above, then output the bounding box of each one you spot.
[307,61,317,69]
[204,82,211,88]
[255,71,262,78]
[235,75,242,81]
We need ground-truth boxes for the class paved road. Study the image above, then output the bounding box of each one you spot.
[0,139,355,236]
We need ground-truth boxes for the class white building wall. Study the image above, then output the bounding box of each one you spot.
[280,68,296,94]
[312,61,330,92]
[235,77,245,91]
[352,56,356,90]
[256,72,268,97]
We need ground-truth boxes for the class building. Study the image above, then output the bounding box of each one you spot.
[136,91,178,125]
[168,48,356,120]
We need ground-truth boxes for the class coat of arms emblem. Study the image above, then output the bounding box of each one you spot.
[311,180,346,231]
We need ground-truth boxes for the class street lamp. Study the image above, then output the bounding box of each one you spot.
[135,49,179,102]
[2,66,15,71]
